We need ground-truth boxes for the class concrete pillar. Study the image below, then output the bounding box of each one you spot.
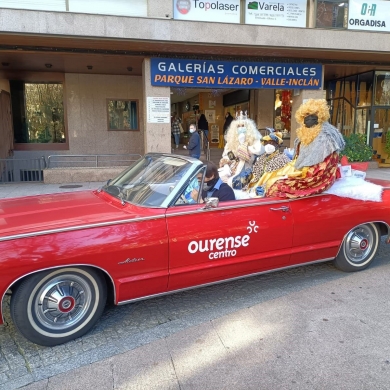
[147,0,172,18]
[308,0,316,28]
[254,89,274,130]
[142,58,171,154]
[289,89,326,148]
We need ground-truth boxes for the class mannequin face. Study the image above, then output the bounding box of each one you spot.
[238,133,246,144]
[264,144,276,154]
[303,114,319,128]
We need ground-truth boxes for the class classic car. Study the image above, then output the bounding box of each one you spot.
[1,153,389,346]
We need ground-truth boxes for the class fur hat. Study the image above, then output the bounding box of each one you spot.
[295,99,330,125]
[262,128,283,145]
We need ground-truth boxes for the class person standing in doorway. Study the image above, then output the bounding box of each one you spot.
[183,123,201,159]
[171,112,181,149]
[197,113,209,141]
[223,112,234,141]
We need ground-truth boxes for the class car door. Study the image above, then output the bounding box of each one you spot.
[288,193,376,265]
[165,197,294,291]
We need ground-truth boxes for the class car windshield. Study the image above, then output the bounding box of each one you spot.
[102,154,195,207]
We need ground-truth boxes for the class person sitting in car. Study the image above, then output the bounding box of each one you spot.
[191,161,235,203]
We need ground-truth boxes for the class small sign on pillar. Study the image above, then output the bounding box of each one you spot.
[147,97,170,123]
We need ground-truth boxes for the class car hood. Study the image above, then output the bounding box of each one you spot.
[0,190,163,240]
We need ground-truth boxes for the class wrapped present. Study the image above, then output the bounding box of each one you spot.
[232,167,253,190]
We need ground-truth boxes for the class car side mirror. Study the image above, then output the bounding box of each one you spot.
[203,197,219,209]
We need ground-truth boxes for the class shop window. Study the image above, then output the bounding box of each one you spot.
[357,72,373,107]
[342,75,357,135]
[107,99,139,131]
[274,90,292,137]
[316,0,348,29]
[374,72,390,106]
[327,71,375,140]
[10,81,66,145]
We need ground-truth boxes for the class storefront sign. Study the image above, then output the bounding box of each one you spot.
[348,0,390,32]
[245,0,307,27]
[151,58,323,89]
[211,124,220,143]
[173,0,241,23]
[147,97,171,123]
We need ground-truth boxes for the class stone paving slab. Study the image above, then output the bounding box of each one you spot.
[14,246,390,390]
[0,257,354,389]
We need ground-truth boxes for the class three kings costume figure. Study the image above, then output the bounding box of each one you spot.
[267,99,345,198]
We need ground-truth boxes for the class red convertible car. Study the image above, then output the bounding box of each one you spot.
[1,153,389,346]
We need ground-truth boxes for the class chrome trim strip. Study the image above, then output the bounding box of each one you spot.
[0,214,166,243]
[166,199,290,217]
[117,257,334,306]
[0,264,116,323]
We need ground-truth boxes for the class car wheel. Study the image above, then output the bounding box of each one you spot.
[10,267,107,346]
[334,223,380,272]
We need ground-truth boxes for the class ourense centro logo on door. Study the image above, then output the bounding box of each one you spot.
[187,221,259,260]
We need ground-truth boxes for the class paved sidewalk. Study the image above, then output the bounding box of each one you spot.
[17,254,390,390]
[1,168,390,390]
[0,181,105,199]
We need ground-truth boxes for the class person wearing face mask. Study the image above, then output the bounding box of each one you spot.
[191,161,235,203]
[183,123,201,159]
[267,99,345,199]
[247,129,290,197]
[219,112,264,184]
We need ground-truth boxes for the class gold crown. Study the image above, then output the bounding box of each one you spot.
[235,110,248,122]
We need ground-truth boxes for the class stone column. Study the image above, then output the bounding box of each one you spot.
[255,89,275,130]
[142,58,171,154]
[289,89,326,148]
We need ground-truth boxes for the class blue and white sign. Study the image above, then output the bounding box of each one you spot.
[245,0,307,28]
[151,58,322,89]
[348,0,390,32]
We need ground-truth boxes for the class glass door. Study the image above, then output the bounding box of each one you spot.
[371,108,390,159]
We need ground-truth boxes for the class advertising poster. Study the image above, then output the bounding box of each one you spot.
[348,0,390,32]
[174,0,241,23]
[151,58,323,90]
[245,0,307,27]
[211,124,220,144]
[205,110,216,123]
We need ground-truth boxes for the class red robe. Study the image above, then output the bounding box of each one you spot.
[266,152,339,199]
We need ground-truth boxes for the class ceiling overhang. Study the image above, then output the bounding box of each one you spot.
[1,33,390,80]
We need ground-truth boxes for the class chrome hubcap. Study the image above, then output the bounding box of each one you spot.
[35,275,92,330]
[345,225,373,264]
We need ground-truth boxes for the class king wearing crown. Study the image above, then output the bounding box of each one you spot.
[219,111,264,186]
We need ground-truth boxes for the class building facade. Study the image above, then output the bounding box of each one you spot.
[0,0,389,167]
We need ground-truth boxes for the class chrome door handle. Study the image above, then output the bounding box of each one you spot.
[270,206,290,212]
